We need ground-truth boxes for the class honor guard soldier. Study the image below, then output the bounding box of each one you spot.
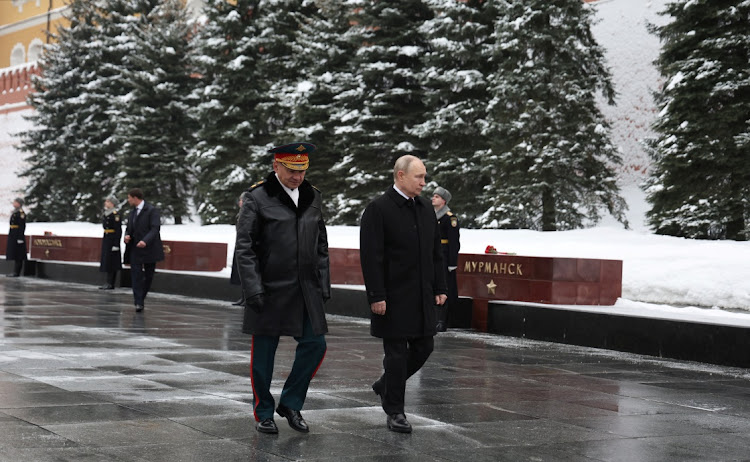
[99,196,123,289]
[6,198,27,277]
[235,142,330,435]
[431,187,460,332]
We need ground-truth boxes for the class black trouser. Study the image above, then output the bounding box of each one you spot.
[106,270,118,287]
[13,259,23,276]
[130,263,156,306]
[377,336,434,415]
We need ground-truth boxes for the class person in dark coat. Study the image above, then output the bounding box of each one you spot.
[360,155,448,434]
[6,198,27,277]
[124,188,164,312]
[235,142,330,435]
[99,196,122,290]
[229,192,251,306]
[431,186,460,332]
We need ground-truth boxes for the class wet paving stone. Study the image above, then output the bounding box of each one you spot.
[2,277,750,460]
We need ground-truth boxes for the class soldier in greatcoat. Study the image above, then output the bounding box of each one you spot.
[235,142,330,435]
[6,198,27,278]
[99,196,122,289]
[431,186,460,331]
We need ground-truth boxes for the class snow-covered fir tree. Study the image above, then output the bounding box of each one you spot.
[112,0,196,224]
[190,0,267,224]
[20,0,145,222]
[413,0,494,226]
[330,0,433,224]
[479,0,627,231]
[286,0,360,222]
[19,0,100,221]
[644,0,750,240]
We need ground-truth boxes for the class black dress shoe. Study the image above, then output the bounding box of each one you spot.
[99,284,114,290]
[436,321,447,332]
[372,381,385,407]
[256,418,278,434]
[135,304,145,312]
[387,413,412,433]
[276,403,309,433]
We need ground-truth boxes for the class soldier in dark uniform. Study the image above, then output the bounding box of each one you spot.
[99,196,122,289]
[235,142,330,435]
[431,187,460,332]
[6,198,27,278]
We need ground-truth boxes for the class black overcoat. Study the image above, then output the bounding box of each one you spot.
[360,187,447,338]
[235,173,330,337]
[99,210,122,272]
[124,202,165,265]
[6,209,27,261]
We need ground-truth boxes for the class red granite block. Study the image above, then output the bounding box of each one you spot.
[576,283,601,305]
[550,281,578,304]
[472,299,488,331]
[577,259,602,282]
[600,260,623,283]
[507,279,531,302]
[552,258,578,281]
[531,257,554,280]
[529,280,552,304]
[600,282,622,305]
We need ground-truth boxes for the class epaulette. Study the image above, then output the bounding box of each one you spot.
[312,184,321,192]
[249,180,265,190]
[446,211,453,216]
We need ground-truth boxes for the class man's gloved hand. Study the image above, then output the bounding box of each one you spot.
[448,266,457,272]
[246,294,265,313]
[17,240,24,244]
[112,247,120,251]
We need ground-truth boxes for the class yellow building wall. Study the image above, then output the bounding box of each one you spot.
[0,0,69,68]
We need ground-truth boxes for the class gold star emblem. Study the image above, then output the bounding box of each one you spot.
[487,279,497,295]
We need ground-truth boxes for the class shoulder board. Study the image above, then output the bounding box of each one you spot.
[446,211,453,216]
[249,180,265,190]
[312,184,321,192]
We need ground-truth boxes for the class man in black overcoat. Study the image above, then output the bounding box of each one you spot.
[431,186,460,331]
[124,188,164,312]
[360,155,448,433]
[6,198,27,277]
[235,142,330,435]
[99,196,122,290]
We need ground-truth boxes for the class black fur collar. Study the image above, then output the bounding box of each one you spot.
[263,172,315,214]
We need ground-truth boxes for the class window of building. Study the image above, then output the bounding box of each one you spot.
[11,43,26,67]
[28,39,44,62]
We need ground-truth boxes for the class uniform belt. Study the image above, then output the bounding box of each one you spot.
[9,225,19,229]
[104,229,116,233]
[441,239,449,244]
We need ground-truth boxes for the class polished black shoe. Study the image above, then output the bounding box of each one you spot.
[135,304,145,312]
[372,380,385,407]
[436,320,447,332]
[256,418,278,434]
[276,403,309,433]
[99,284,114,290]
[387,413,412,433]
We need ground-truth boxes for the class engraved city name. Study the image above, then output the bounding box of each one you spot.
[463,260,523,276]
[32,238,63,248]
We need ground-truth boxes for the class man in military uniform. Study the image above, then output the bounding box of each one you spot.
[235,142,330,435]
[6,198,27,277]
[431,187,460,332]
[99,196,122,289]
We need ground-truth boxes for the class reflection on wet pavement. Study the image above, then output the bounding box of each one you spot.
[1,277,750,461]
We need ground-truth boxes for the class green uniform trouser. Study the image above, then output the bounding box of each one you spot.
[250,310,326,421]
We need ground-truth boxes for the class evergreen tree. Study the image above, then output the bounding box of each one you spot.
[113,0,196,224]
[190,0,267,224]
[414,0,494,226]
[330,0,433,224]
[20,0,140,222]
[644,0,750,240]
[19,0,100,221]
[284,0,359,222]
[479,0,627,231]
